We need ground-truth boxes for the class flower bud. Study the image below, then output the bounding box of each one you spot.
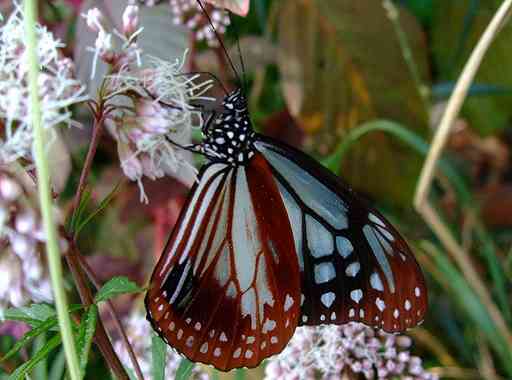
[83,8,104,33]
[122,5,140,36]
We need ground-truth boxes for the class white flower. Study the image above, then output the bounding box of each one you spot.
[114,311,210,380]
[122,5,140,36]
[0,169,55,312]
[0,4,87,165]
[105,52,212,202]
[266,324,438,380]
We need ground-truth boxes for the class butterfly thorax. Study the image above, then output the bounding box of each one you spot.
[200,89,256,166]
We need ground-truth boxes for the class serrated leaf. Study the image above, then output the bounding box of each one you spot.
[0,318,58,363]
[152,334,166,380]
[8,334,61,380]
[3,304,57,326]
[94,276,143,303]
[3,304,83,328]
[76,305,98,378]
[175,358,195,380]
[278,0,430,206]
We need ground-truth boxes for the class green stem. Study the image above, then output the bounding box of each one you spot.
[23,1,81,380]
[382,0,430,109]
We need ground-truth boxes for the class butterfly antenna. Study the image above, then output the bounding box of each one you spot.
[232,15,248,93]
[195,0,241,85]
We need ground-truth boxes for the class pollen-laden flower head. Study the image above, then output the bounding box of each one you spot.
[0,4,87,165]
[0,169,68,311]
[105,52,212,202]
[83,6,209,202]
[114,311,210,379]
[266,323,438,380]
[139,0,230,46]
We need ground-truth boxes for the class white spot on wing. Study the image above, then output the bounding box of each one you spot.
[405,299,411,311]
[370,272,384,292]
[321,292,336,308]
[314,262,336,284]
[363,225,395,293]
[336,236,353,258]
[376,297,386,312]
[284,294,294,312]
[306,215,334,258]
[345,262,360,277]
[262,319,276,333]
[369,213,386,227]
[350,289,363,304]
[241,288,257,330]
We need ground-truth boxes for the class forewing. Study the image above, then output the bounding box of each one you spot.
[145,157,301,371]
[255,136,428,333]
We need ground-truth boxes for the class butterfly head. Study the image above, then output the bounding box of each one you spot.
[201,88,256,165]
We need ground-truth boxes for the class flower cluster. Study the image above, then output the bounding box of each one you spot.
[84,5,212,202]
[266,323,438,380]
[139,0,230,46]
[0,170,55,311]
[114,311,210,379]
[0,4,86,165]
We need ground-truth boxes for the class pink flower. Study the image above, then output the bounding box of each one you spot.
[266,323,438,380]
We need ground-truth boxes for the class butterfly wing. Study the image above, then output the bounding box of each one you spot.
[145,156,301,371]
[254,136,428,333]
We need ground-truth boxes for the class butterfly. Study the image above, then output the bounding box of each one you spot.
[145,0,427,372]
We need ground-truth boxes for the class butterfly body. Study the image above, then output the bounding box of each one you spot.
[198,89,256,165]
[145,89,427,371]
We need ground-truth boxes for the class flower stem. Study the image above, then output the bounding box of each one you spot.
[23,1,81,380]
[71,113,104,236]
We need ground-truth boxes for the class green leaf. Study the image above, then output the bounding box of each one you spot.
[32,334,48,380]
[3,303,83,328]
[235,369,247,380]
[8,334,62,380]
[76,305,98,378]
[1,317,58,362]
[68,189,92,234]
[94,276,144,303]
[175,358,195,380]
[152,334,166,380]
[48,349,66,380]
[3,304,56,326]
[74,183,121,237]
[322,119,472,204]
[432,0,512,134]
[422,241,512,375]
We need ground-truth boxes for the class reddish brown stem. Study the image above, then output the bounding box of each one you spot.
[65,240,130,380]
[77,253,145,380]
[70,113,105,231]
